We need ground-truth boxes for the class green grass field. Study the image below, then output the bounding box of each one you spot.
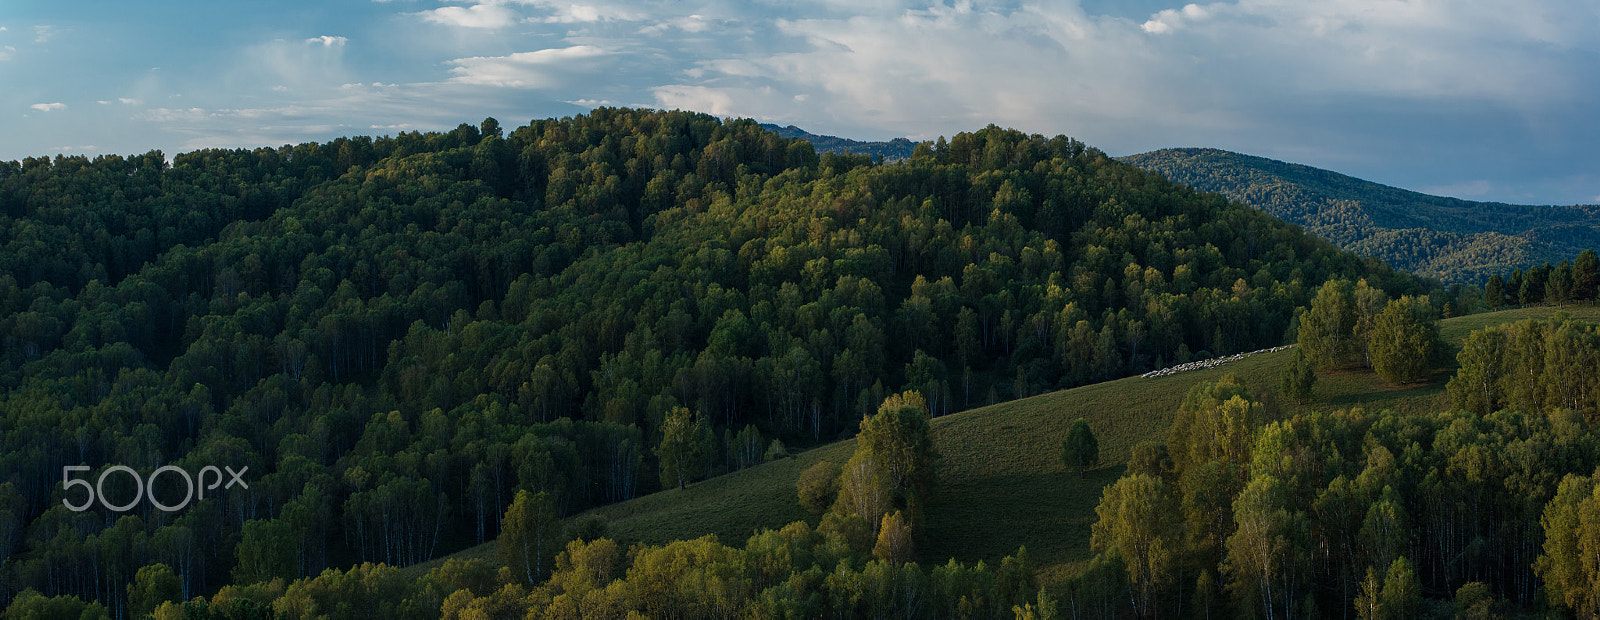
[412,304,1600,583]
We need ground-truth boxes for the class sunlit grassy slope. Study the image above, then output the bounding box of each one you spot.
[415,305,1600,583]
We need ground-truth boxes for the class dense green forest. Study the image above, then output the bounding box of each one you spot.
[0,109,1440,616]
[1078,311,1600,618]
[1123,148,1600,284]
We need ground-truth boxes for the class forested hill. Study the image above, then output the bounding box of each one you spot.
[758,123,917,161]
[1123,147,1600,284]
[0,109,1434,610]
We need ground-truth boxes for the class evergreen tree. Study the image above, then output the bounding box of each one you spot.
[1484,274,1504,309]
[1574,249,1599,301]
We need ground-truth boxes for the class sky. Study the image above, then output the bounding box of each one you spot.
[3,0,1598,205]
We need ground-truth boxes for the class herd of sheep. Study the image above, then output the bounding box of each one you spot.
[1139,345,1296,379]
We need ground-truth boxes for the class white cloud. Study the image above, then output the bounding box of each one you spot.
[652,85,735,116]
[1143,3,1209,34]
[447,45,608,87]
[529,2,644,24]
[52,145,96,152]
[119,97,141,105]
[33,25,56,43]
[238,37,351,95]
[639,14,713,35]
[0,45,14,61]
[30,103,65,112]
[419,4,519,29]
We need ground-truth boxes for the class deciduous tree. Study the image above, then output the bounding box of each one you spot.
[499,490,561,585]
[1061,418,1100,478]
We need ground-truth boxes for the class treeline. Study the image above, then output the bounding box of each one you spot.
[1481,249,1600,309]
[0,109,1434,610]
[758,123,918,162]
[1078,315,1600,618]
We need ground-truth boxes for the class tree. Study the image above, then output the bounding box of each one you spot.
[1453,582,1496,619]
[1367,296,1439,384]
[1353,567,1382,620]
[1352,279,1389,368]
[1279,347,1316,403]
[1061,418,1100,478]
[1535,470,1600,617]
[500,490,562,585]
[1574,249,1598,301]
[128,563,182,618]
[873,511,915,565]
[731,424,763,470]
[797,460,842,514]
[1013,589,1059,620]
[1091,474,1181,619]
[2,590,109,619]
[1126,442,1173,483]
[233,518,297,586]
[655,406,709,489]
[1378,557,1421,620]
[1166,375,1262,481]
[1484,274,1505,310]
[1447,327,1509,415]
[1549,260,1575,303]
[855,392,939,523]
[835,451,893,533]
[1298,279,1358,369]
[1224,475,1309,620]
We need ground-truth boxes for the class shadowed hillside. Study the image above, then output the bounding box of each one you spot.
[1124,147,1600,283]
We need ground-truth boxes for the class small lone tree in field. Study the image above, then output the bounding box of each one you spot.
[1062,418,1100,478]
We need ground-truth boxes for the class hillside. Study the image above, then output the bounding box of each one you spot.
[758,123,917,161]
[1122,148,1600,283]
[0,110,1435,611]
[419,304,1600,587]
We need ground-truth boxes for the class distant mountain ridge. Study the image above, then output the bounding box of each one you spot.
[759,123,917,162]
[1122,148,1600,284]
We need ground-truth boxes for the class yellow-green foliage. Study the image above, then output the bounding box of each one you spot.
[419,305,1600,589]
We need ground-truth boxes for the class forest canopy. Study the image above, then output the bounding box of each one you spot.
[0,109,1437,613]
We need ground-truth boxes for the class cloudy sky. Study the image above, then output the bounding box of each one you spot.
[3,0,1597,204]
